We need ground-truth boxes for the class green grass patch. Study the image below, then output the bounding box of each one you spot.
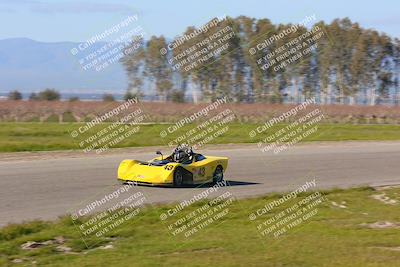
[44,114,60,123]
[0,123,400,152]
[1,186,400,266]
[62,112,77,123]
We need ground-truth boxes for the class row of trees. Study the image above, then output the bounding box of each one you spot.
[6,89,119,102]
[121,17,400,105]
[8,89,61,101]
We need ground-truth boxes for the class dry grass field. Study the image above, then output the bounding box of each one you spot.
[0,100,399,124]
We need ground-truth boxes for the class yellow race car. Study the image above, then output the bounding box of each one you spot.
[118,145,228,187]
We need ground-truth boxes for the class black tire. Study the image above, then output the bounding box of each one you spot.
[173,167,184,187]
[212,165,224,184]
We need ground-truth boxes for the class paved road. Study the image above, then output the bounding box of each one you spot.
[1,141,399,226]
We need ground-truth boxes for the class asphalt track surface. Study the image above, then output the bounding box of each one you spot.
[1,141,400,226]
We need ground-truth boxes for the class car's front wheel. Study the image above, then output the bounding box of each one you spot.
[212,165,224,184]
[173,167,184,187]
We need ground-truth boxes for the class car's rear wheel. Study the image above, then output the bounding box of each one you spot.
[212,165,224,184]
[173,168,184,187]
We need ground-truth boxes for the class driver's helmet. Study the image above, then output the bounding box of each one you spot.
[173,144,193,163]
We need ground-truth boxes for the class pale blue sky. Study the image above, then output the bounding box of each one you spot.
[0,0,399,42]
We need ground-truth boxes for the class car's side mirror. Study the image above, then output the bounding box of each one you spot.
[156,151,163,160]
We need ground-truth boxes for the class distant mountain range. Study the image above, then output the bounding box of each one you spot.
[0,38,128,94]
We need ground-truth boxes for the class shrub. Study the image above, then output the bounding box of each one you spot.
[38,89,60,101]
[29,93,39,101]
[8,90,23,100]
[68,96,79,102]
[102,93,115,102]
[124,91,142,101]
[169,90,185,103]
